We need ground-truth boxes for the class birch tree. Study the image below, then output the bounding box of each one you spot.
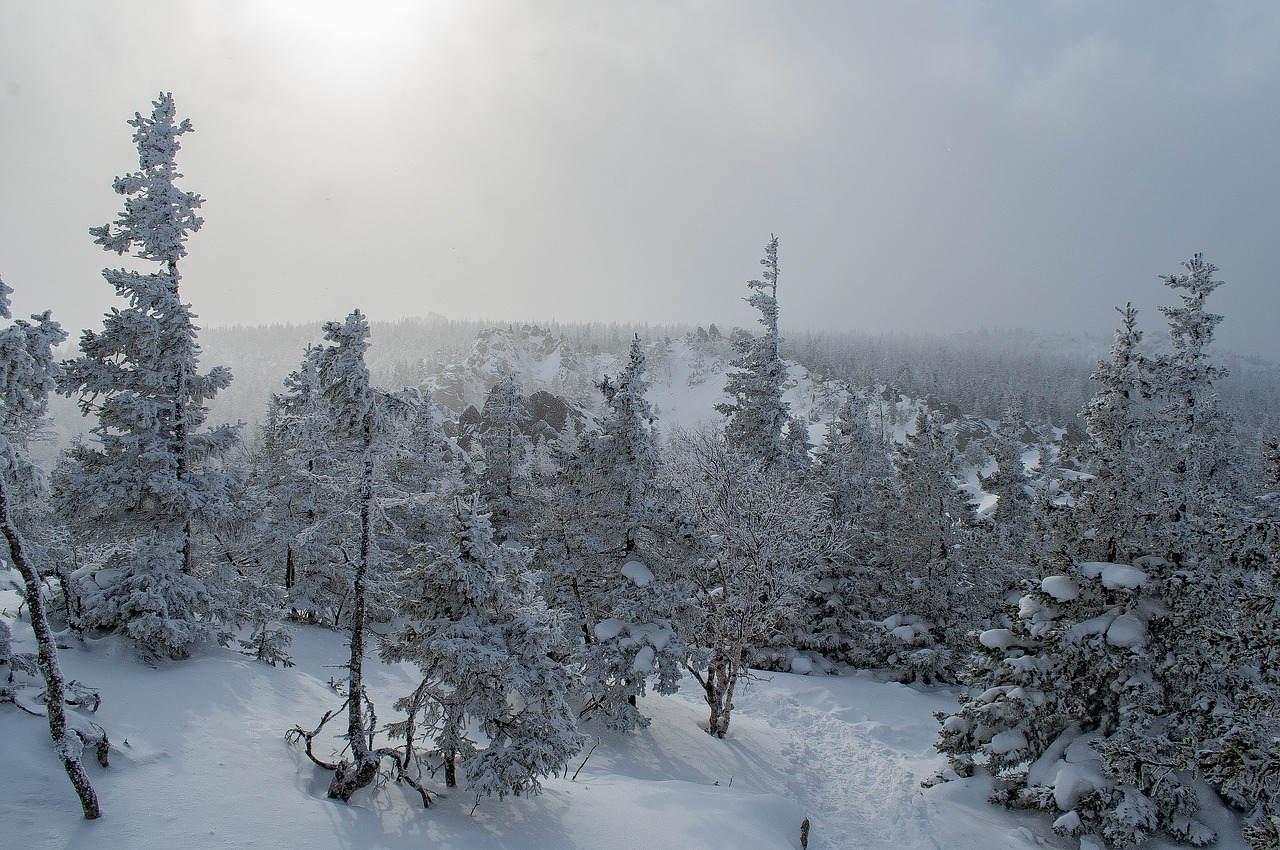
[671,430,843,737]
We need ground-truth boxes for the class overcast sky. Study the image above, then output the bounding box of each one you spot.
[2,1,1278,359]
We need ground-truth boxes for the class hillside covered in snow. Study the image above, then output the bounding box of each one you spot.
[0,618,1251,850]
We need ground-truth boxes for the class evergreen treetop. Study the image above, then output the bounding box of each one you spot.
[718,235,791,466]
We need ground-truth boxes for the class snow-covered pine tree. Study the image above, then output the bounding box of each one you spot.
[937,257,1249,849]
[810,388,897,664]
[783,415,815,473]
[818,389,893,527]
[381,495,584,800]
[284,309,422,803]
[315,310,384,800]
[1073,303,1154,563]
[0,277,101,818]
[478,373,533,539]
[1260,436,1280,492]
[1207,495,1280,849]
[199,437,292,667]
[1148,254,1243,555]
[935,554,1219,848]
[981,403,1035,560]
[883,409,980,682]
[718,235,792,467]
[258,347,354,627]
[54,93,239,659]
[539,336,695,731]
[381,389,463,549]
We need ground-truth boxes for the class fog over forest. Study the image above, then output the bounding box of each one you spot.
[5,4,1280,850]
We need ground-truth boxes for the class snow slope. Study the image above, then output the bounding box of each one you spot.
[420,322,845,437]
[1,614,1249,850]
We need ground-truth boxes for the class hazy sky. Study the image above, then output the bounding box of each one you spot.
[2,1,1278,358]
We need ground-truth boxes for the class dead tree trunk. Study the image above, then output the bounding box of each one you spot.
[326,415,381,802]
[0,476,101,819]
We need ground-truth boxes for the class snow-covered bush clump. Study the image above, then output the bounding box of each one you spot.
[382,496,584,798]
[936,555,1218,848]
[536,336,696,732]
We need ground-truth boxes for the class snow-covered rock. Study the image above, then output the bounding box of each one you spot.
[620,560,654,587]
[593,618,627,641]
[979,628,1017,650]
[1040,575,1080,602]
[1079,561,1147,590]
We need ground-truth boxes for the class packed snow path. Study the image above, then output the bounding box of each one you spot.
[717,670,1251,850]
[726,673,951,850]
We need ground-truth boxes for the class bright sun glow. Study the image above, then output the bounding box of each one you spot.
[239,0,459,83]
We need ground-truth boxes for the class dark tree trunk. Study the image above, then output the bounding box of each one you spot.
[444,751,457,788]
[327,415,380,802]
[0,477,101,819]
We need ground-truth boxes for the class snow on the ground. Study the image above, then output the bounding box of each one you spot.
[0,611,1250,850]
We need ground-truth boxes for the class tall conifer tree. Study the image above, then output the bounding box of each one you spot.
[541,337,694,730]
[55,93,238,658]
[718,235,791,466]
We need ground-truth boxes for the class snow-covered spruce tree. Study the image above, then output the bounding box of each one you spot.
[981,403,1035,565]
[54,93,239,659]
[937,258,1247,848]
[1072,303,1155,564]
[1260,436,1280,493]
[717,235,792,468]
[259,347,351,627]
[670,429,844,737]
[1147,255,1244,554]
[882,409,981,683]
[818,389,894,527]
[381,496,584,801]
[935,555,1222,848]
[1145,256,1277,849]
[385,392,463,543]
[285,309,423,803]
[205,437,294,668]
[261,347,450,631]
[1205,497,1280,850]
[810,388,897,663]
[478,373,533,539]
[0,278,101,819]
[538,336,696,731]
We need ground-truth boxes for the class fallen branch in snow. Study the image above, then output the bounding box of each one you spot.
[1,689,44,716]
[571,739,600,781]
[372,744,432,808]
[287,702,346,772]
[288,697,433,809]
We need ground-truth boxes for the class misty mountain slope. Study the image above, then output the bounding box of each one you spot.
[41,315,1277,486]
[428,324,617,413]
